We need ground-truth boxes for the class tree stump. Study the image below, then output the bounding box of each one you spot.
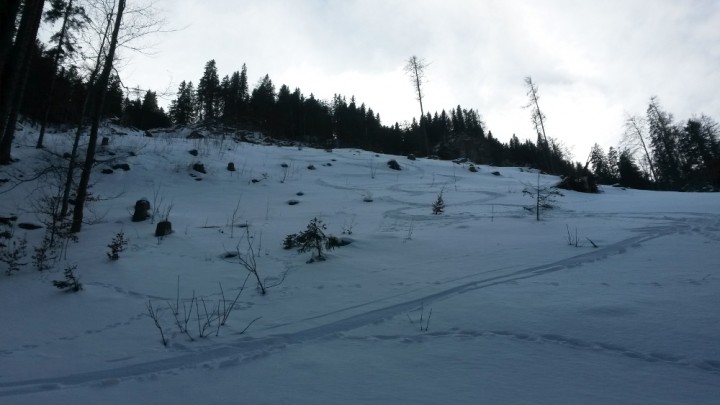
[132,199,151,222]
[193,163,206,174]
[155,220,172,237]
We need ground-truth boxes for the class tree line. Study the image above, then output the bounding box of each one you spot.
[589,97,719,191]
[0,0,167,234]
[168,59,578,176]
[3,2,717,194]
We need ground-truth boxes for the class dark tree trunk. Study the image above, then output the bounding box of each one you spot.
[0,0,22,89]
[2,42,35,154]
[37,0,74,149]
[0,0,44,164]
[60,13,114,218]
[70,0,125,233]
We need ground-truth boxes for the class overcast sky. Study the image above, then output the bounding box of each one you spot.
[119,0,720,160]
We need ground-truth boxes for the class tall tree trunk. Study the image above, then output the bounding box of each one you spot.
[0,0,44,164]
[0,0,22,86]
[70,0,125,233]
[2,41,36,154]
[411,59,429,156]
[525,77,555,173]
[60,8,114,218]
[405,56,430,156]
[37,0,74,149]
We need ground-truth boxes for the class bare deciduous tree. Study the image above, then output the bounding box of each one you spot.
[523,172,563,221]
[71,0,125,233]
[622,114,656,182]
[524,76,555,172]
[67,0,167,231]
[404,55,430,156]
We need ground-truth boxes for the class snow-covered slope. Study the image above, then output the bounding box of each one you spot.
[1,125,719,404]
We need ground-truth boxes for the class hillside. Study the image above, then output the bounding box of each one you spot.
[1,124,719,404]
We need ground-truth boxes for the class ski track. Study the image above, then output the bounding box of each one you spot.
[0,217,695,398]
[340,329,720,377]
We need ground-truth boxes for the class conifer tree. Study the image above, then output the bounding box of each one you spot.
[238,63,249,116]
[618,149,648,189]
[432,190,445,215]
[169,80,196,125]
[295,218,334,262]
[589,143,614,184]
[250,74,275,129]
[647,97,681,188]
[221,71,239,124]
[104,75,124,118]
[197,59,220,121]
[36,0,90,148]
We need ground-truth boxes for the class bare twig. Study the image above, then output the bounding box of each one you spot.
[229,198,241,238]
[146,300,167,346]
[586,237,598,248]
[238,316,262,335]
[175,275,180,315]
[423,308,432,332]
[220,272,252,327]
[236,229,266,294]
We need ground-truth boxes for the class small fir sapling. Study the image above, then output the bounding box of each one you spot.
[295,217,335,262]
[107,231,129,260]
[53,264,82,292]
[32,235,53,271]
[283,233,297,250]
[1,229,28,275]
[522,172,563,221]
[432,190,445,215]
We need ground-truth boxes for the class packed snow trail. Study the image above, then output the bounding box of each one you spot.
[0,221,678,398]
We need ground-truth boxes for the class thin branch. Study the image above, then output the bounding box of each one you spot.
[146,300,167,346]
[238,316,262,335]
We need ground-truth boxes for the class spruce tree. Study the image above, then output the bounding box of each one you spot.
[250,74,275,129]
[104,75,124,118]
[197,59,220,121]
[36,0,90,148]
[647,97,681,188]
[295,218,334,262]
[618,149,648,189]
[432,190,445,215]
[169,80,196,125]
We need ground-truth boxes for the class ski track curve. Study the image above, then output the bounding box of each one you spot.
[0,219,685,398]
